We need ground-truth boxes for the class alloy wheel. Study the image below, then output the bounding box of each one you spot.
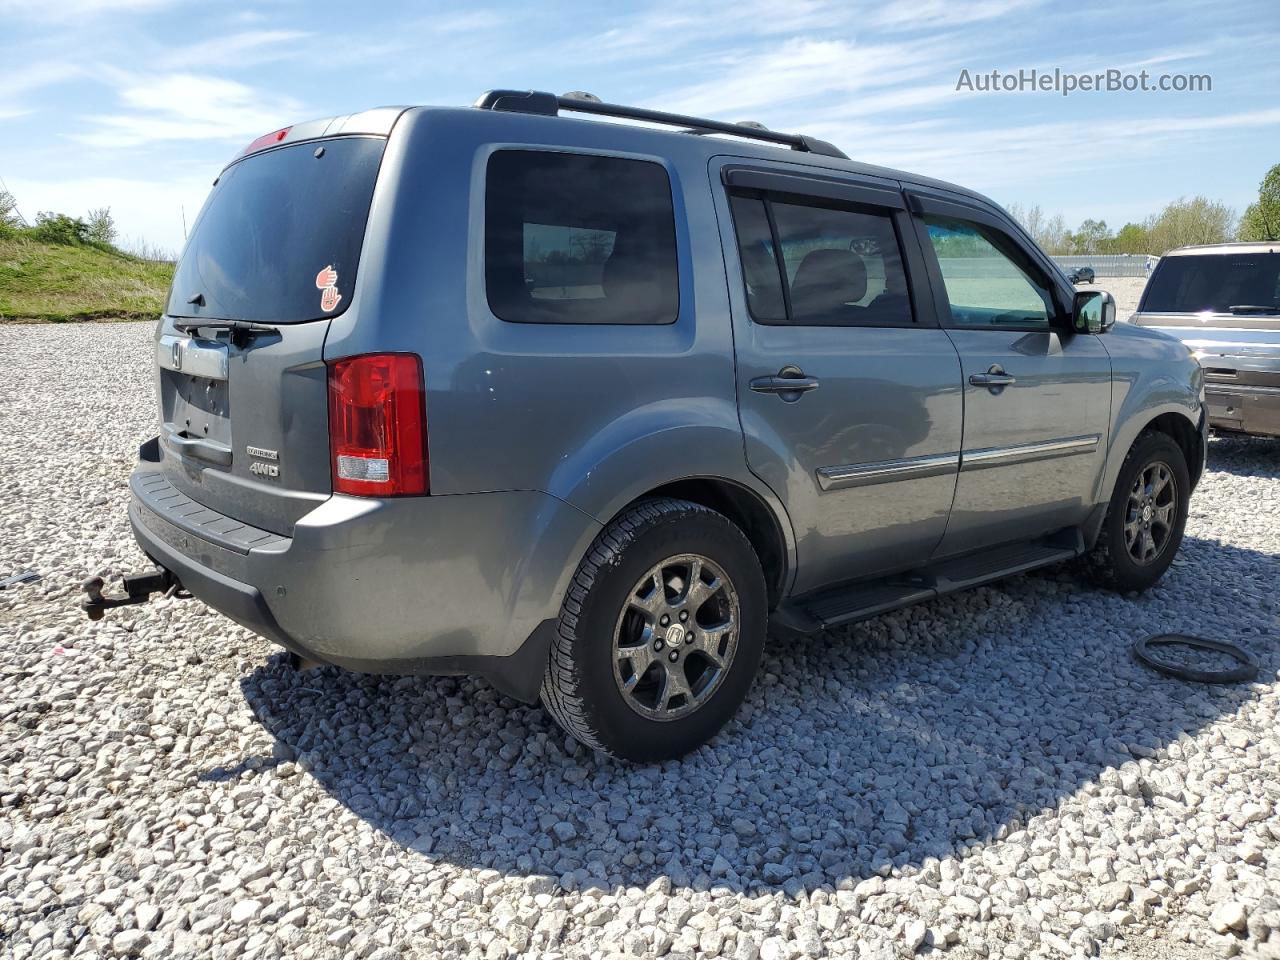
[612,554,740,721]
[1124,460,1177,565]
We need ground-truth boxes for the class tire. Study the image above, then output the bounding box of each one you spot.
[541,497,767,762]
[1082,430,1190,593]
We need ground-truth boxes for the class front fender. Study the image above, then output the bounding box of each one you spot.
[1102,323,1204,496]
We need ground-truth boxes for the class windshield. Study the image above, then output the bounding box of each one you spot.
[1142,252,1280,315]
[168,137,386,323]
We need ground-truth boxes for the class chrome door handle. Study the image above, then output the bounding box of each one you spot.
[750,366,820,401]
[969,365,1016,390]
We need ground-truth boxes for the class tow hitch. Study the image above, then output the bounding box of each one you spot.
[81,568,184,621]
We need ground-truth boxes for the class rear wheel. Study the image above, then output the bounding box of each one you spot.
[1082,430,1190,593]
[541,498,767,762]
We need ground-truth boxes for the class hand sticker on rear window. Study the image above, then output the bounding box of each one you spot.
[316,265,342,312]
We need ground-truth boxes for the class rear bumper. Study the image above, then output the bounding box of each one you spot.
[128,449,600,701]
[1206,380,1280,438]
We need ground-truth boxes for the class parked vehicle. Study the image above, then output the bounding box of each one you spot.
[1066,266,1096,284]
[1131,243,1280,438]
[100,91,1207,761]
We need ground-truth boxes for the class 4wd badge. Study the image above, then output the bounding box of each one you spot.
[248,445,280,478]
[315,264,342,312]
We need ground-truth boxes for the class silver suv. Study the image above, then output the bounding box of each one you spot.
[1132,242,1280,438]
[108,91,1207,761]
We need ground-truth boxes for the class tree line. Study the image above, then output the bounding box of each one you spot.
[1006,161,1279,256]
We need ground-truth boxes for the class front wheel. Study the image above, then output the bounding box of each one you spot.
[541,498,767,762]
[1082,431,1190,593]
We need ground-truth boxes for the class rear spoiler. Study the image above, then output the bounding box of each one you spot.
[231,106,409,164]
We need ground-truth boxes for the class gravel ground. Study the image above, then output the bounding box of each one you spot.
[1,321,1278,960]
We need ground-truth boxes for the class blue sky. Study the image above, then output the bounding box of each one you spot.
[2,0,1278,254]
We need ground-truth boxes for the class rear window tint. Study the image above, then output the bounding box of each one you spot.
[168,137,384,324]
[1143,252,1280,313]
[485,151,679,324]
[729,192,912,326]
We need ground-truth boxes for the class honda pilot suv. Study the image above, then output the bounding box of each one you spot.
[116,90,1206,761]
[1132,242,1280,438]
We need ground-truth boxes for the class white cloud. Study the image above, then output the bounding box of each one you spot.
[157,29,313,69]
[72,73,306,148]
[866,0,1045,31]
[0,0,178,20]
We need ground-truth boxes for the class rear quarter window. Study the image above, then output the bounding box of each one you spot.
[484,150,679,325]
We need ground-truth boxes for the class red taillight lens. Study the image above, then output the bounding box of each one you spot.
[327,353,428,497]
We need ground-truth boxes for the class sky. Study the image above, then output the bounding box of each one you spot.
[2,0,1278,255]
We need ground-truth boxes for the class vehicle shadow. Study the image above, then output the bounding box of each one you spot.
[227,531,1276,896]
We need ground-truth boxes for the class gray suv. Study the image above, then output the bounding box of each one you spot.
[113,91,1207,761]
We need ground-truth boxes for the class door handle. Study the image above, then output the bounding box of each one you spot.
[969,365,1016,390]
[750,366,820,401]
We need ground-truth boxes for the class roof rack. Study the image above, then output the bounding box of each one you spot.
[473,89,848,160]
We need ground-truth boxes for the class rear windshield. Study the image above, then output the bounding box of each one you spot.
[1142,252,1280,314]
[168,137,385,324]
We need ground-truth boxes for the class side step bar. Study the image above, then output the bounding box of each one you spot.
[772,532,1082,638]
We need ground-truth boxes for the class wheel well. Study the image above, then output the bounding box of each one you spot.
[633,479,788,610]
[1143,412,1204,489]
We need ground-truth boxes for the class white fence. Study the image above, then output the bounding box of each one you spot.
[1052,254,1157,278]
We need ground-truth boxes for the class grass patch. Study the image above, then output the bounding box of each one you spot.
[0,231,174,323]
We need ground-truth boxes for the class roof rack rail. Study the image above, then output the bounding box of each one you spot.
[472,89,848,160]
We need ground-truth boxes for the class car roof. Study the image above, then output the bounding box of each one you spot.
[1163,241,1280,257]
[233,97,1000,215]
[417,104,991,203]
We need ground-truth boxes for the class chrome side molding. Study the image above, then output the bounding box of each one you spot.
[816,434,1102,491]
[817,453,960,491]
[959,434,1100,472]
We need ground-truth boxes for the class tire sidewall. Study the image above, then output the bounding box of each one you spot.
[1102,433,1190,591]
[570,508,767,761]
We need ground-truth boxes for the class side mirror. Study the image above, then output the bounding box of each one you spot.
[1073,289,1116,334]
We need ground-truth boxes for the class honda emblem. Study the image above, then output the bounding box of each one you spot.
[171,340,182,371]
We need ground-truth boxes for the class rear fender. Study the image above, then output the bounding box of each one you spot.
[546,398,798,597]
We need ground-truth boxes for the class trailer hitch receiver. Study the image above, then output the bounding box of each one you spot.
[81,568,182,621]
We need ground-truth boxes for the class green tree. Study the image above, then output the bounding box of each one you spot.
[85,207,117,247]
[1112,222,1149,254]
[1074,218,1112,254]
[30,211,90,245]
[1142,196,1235,254]
[0,189,20,227]
[1238,163,1280,242]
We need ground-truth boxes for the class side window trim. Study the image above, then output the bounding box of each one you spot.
[723,165,906,211]
[724,173,936,329]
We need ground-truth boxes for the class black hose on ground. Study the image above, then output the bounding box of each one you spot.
[1132,634,1259,684]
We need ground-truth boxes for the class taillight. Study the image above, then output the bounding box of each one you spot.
[327,353,428,497]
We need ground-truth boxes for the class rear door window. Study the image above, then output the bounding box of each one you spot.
[168,137,385,324]
[1142,252,1280,314]
[728,192,913,326]
[485,150,679,325]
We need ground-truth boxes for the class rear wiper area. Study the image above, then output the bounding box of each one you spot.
[1227,304,1280,315]
[173,318,280,347]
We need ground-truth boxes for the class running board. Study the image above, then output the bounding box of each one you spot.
[771,533,1082,638]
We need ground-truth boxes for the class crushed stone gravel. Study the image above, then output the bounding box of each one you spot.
[1,321,1278,960]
